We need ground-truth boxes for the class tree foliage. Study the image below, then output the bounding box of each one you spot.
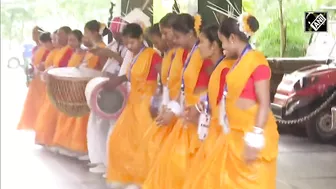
[244,0,335,57]
[1,0,112,47]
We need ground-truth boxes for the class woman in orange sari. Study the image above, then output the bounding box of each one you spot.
[53,21,109,158]
[52,29,89,157]
[181,25,235,189]
[17,27,47,130]
[105,23,162,188]
[142,13,213,189]
[34,26,74,147]
[184,14,279,189]
[125,14,189,186]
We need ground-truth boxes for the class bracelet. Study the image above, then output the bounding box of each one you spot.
[244,132,265,149]
[253,126,264,134]
[195,104,202,113]
[167,100,182,116]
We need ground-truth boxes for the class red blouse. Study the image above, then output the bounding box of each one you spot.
[196,59,212,87]
[147,52,162,80]
[59,48,74,67]
[42,50,50,62]
[217,65,271,103]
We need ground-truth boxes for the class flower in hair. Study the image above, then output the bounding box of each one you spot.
[238,12,254,37]
[99,23,107,35]
[194,14,202,36]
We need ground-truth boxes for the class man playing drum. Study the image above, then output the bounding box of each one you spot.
[85,17,132,177]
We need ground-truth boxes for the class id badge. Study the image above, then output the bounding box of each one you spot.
[198,113,210,141]
[219,96,230,134]
[162,86,169,106]
[180,91,185,110]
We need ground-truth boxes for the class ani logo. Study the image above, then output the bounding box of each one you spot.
[305,12,328,32]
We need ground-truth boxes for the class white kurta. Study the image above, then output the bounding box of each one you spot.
[87,40,132,165]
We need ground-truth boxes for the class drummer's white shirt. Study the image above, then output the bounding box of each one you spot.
[102,40,131,75]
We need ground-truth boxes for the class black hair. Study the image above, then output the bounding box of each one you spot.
[71,29,83,42]
[147,23,161,37]
[39,32,52,43]
[172,13,195,34]
[219,16,259,42]
[53,30,58,34]
[85,20,112,43]
[59,26,72,34]
[159,13,178,28]
[122,23,143,39]
[201,25,222,50]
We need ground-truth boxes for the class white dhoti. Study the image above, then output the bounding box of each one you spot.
[87,112,116,165]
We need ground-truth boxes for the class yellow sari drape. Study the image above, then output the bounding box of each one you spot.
[106,48,158,183]
[187,51,279,189]
[52,50,96,153]
[182,59,235,189]
[126,48,185,184]
[84,42,106,70]
[142,48,206,189]
[17,46,49,130]
[34,46,72,145]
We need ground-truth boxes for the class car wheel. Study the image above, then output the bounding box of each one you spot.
[306,108,336,143]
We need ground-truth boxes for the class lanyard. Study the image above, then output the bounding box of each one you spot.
[181,42,198,92]
[223,44,252,94]
[167,50,177,79]
[128,46,146,81]
[205,55,225,113]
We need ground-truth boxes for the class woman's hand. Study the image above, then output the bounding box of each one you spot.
[183,105,201,125]
[243,145,260,164]
[243,128,265,164]
[156,108,175,126]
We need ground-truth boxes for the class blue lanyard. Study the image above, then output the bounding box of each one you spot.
[223,44,252,94]
[205,55,225,113]
[128,46,146,81]
[181,42,198,92]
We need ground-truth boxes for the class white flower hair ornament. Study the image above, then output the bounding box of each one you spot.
[237,12,255,38]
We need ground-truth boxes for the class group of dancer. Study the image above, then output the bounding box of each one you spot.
[18,10,279,189]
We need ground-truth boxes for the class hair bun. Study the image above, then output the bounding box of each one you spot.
[247,15,259,32]
[238,12,258,37]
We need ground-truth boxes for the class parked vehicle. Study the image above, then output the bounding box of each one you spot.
[271,61,336,142]
[268,20,336,102]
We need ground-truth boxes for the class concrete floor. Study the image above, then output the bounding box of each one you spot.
[1,130,336,189]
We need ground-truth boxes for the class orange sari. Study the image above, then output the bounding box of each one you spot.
[85,42,106,70]
[142,47,206,189]
[17,46,49,130]
[34,46,73,145]
[126,48,185,184]
[182,58,235,189]
[106,48,158,184]
[53,44,105,153]
[185,51,279,189]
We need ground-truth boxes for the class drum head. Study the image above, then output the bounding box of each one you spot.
[48,67,101,79]
[97,89,124,114]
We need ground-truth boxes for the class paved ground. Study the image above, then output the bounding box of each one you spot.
[1,129,336,189]
[1,57,336,189]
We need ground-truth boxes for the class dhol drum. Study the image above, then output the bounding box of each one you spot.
[47,67,101,117]
[85,77,128,120]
